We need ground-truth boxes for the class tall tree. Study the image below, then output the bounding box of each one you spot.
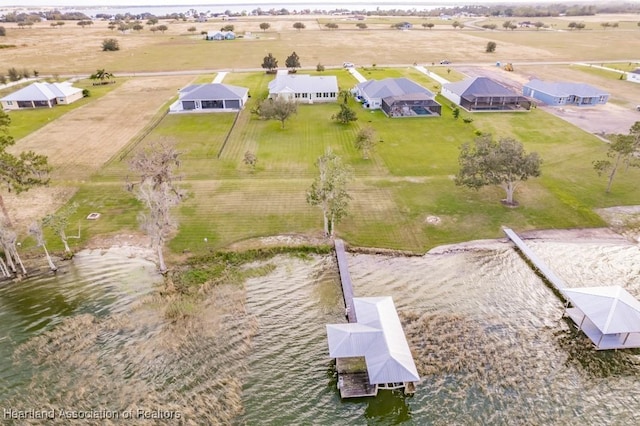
[285,51,301,72]
[0,110,51,226]
[455,135,542,206]
[257,97,298,129]
[259,22,270,31]
[593,122,640,193]
[127,141,185,274]
[306,149,353,237]
[261,53,278,72]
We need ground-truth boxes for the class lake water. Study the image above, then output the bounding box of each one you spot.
[2,236,640,424]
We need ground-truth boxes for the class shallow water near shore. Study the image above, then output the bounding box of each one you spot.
[2,237,640,423]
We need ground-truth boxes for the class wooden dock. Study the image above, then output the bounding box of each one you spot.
[334,239,357,323]
[333,239,375,398]
[503,228,568,291]
[336,357,378,398]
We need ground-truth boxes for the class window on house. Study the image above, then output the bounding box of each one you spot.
[295,93,300,98]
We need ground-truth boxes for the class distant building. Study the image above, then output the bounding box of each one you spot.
[627,68,640,84]
[206,30,235,40]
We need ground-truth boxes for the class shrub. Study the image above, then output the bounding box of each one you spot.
[7,67,20,81]
[0,26,6,36]
[316,63,325,72]
[102,38,120,51]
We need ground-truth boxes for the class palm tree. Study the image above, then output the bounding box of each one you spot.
[90,69,115,85]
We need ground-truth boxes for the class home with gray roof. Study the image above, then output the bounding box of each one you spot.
[268,73,338,104]
[0,81,83,111]
[206,30,235,40]
[442,77,531,112]
[169,83,249,113]
[627,68,640,84]
[523,79,609,107]
[353,78,441,117]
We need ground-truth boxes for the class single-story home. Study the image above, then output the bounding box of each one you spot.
[522,79,609,106]
[442,77,531,112]
[0,81,83,110]
[268,73,338,104]
[206,30,235,40]
[626,68,640,84]
[169,83,249,113]
[354,78,441,117]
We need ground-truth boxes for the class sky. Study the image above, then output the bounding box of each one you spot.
[7,0,585,8]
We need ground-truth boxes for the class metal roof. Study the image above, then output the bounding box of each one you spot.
[1,82,81,102]
[356,78,433,99]
[563,286,640,334]
[179,83,248,100]
[444,77,516,98]
[268,74,338,93]
[326,297,420,385]
[524,79,608,97]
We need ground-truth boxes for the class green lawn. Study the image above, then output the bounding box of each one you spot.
[37,68,640,254]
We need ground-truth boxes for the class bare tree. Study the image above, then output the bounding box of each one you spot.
[0,222,26,276]
[42,202,80,254]
[593,122,640,193]
[127,142,185,274]
[28,221,57,271]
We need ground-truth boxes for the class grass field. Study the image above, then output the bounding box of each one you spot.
[51,67,638,255]
[2,14,640,255]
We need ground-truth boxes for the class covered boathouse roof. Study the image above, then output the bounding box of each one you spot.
[326,296,420,385]
[563,285,640,350]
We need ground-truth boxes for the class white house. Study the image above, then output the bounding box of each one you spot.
[0,81,83,110]
[268,74,338,104]
[169,83,249,113]
[627,68,640,84]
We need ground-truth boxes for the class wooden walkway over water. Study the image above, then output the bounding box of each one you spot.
[503,228,568,292]
[334,239,357,323]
